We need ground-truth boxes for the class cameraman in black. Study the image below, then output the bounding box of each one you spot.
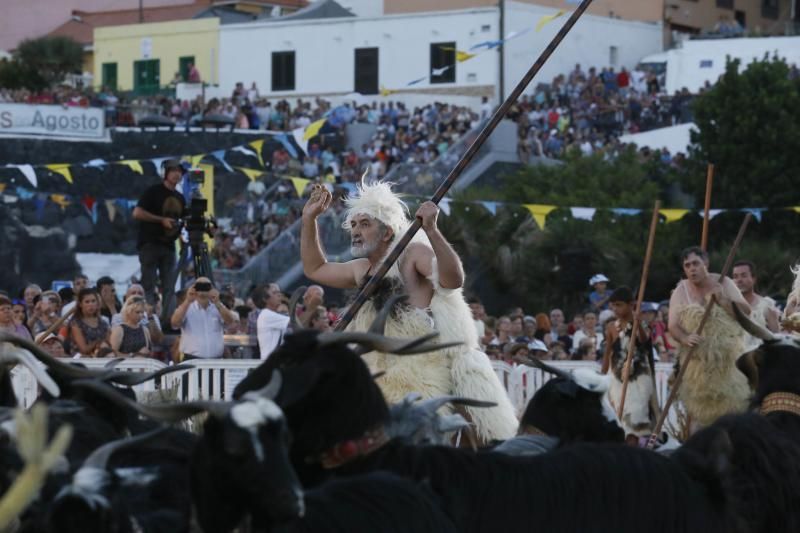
[133,159,186,325]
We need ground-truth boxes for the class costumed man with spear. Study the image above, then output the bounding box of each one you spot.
[300,181,518,444]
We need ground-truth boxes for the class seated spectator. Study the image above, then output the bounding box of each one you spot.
[571,309,603,356]
[62,274,88,316]
[23,284,42,318]
[547,340,569,361]
[533,313,553,346]
[97,276,121,321]
[11,299,27,329]
[28,291,61,336]
[256,283,289,360]
[0,295,32,341]
[588,273,611,311]
[112,283,164,345]
[572,337,599,361]
[308,306,332,332]
[171,278,238,360]
[110,296,151,357]
[69,288,111,356]
[297,285,325,328]
[490,315,513,348]
[35,332,66,358]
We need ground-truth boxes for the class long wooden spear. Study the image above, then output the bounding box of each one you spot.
[700,163,714,251]
[616,201,660,419]
[646,213,752,449]
[335,0,596,331]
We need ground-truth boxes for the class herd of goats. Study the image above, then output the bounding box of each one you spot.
[0,294,798,533]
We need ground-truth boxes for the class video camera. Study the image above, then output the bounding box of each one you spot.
[179,168,216,280]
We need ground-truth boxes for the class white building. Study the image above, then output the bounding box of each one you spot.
[219,0,663,109]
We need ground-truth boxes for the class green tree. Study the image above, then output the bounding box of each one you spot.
[688,56,800,207]
[13,36,83,89]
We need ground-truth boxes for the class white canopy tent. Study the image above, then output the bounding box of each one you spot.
[619,122,697,155]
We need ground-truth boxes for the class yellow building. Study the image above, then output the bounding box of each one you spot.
[93,17,220,94]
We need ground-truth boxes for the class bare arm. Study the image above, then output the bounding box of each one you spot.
[668,285,700,347]
[765,304,780,332]
[70,322,93,356]
[210,291,238,326]
[416,202,464,289]
[601,322,614,374]
[109,325,124,354]
[171,289,196,330]
[300,185,359,289]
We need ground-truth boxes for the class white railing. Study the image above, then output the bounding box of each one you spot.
[12,358,676,415]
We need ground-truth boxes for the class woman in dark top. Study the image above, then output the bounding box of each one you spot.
[110,296,150,357]
[69,288,111,356]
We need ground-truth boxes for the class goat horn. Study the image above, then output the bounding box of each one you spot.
[71,379,231,421]
[731,301,778,342]
[368,294,408,335]
[103,358,125,369]
[417,395,497,414]
[288,286,307,330]
[0,342,60,398]
[0,333,106,380]
[101,363,195,387]
[437,414,470,433]
[81,427,167,470]
[372,371,387,381]
[519,357,571,380]
[247,369,282,401]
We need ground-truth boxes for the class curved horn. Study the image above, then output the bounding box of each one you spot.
[519,357,571,380]
[71,379,231,421]
[247,369,282,401]
[372,371,387,381]
[81,427,167,470]
[0,333,107,380]
[368,294,408,335]
[0,343,60,398]
[731,301,779,342]
[288,286,307,330]
[103,358,125,369]
[101,363,195,387]
[417,395,497,414]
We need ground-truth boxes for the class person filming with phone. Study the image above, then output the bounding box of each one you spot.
[133,159,187,325]
[170,277,237,360]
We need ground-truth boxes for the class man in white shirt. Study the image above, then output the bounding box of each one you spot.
[256,283,290,360]
[171,278,238,359]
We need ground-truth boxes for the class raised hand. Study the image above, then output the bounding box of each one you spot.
[302,184,332,220]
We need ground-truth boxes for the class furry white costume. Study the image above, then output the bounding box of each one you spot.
[743,296,778,351]
[342,181,518,443]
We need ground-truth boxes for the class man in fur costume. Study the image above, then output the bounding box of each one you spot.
[300,180,518,443]
[667,246,751,429]
[732,260,780,350]
[601,287,659,444]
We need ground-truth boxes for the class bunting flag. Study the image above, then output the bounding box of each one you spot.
[236,167,264,181]
[0,183,5,192]
[46,164,72,184]
[275,133,298,159]
[431,66,451,77]
[291,127,308,156]
[105,200,117,222]
[481,201,497,215]
[455,50,477,62]
[570,207,596,221]
[11,164,38,187]
[698,208,723,219]
[198,164,216,251]
[150,157,169,172]
[50,194,70,208]
[249,140,265,167]
[289,177,311,198]
[189,154,205,167]
[536,10,566,32]
[742,208,763,222]
[660,208,689,223]
[120,160,143,174]
[303,119,327,141]
[231,146,258,159]
[85,159,107,168]
[211,150,233,172]
[524,204,557,229]
[612,208,641,216]
[407,76,427,86]
[439,198,451,216]
[380,86,398,97]
[792,207,800,214]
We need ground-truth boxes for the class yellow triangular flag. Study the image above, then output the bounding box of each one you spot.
[50,194,71,208]
[456,50,476,62]
[289,177,311,198]
[46,164,73,184]
[303,119,326,141]
[536,10,565,32]
[791,207,800,214]
[0,183,6,192]
[380,85,397,97]
[120,160,143,174]
[524,204,557,230]
[189,154,205,167]
[249,140,265,167]
[236,167,263,181]
[660,208,689,223]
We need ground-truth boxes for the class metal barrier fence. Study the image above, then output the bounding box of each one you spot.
[12,358,676,417]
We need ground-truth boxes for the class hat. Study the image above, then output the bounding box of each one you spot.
[527,339,548,352]
[35,332,62,345]
[641,302,659,313]
[589,273,610,286]
[162,158,182,170]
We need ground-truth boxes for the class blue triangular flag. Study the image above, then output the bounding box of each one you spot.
[570,207,596,220]
[481,201,497,215]
[742,208,763,222]
[407,76,427,86]
[439,198,451,216]
[612,208,641,216]
[211,150,233,172]
[276,133,299,159]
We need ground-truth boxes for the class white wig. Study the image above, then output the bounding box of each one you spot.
[342,177,410,240]
[789,263,800,303]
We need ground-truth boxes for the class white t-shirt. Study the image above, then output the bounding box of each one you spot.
[178,302,225,359]
[571,329,604,355]
[257,308,290,360]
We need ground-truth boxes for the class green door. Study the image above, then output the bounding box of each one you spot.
[134,59,160,95]
[179,56,195,82]
[101,62,117,91]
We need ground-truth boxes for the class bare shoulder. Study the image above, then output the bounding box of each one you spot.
[347,257,371,281]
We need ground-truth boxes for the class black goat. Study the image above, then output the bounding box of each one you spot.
[234,329,736,533]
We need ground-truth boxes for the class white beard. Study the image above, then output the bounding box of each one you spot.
[350,239,379,258]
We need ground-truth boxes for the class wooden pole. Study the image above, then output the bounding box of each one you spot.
[700,163,714,251]
[34,307,76,345]
[617,201,661,419]
[646,213,752,449]
[335,0,596,331]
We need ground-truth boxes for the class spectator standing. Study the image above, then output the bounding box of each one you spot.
[11,300,27,329]
[297,285,325,328]
[69,288,111,356]
[187,63,201,83]
[110,297,151,357]
[571,309,603,357]
[62,274,88,316]
[96,276,121,321]
[28,291,61,336]
[549,308,565,339]
[256,283,289,360]
[589,274,611,311]
[171,278,238,360]
[133,159,187,325]
[0,295,32,341]
[112,284,164,346]
[23,284,42,318]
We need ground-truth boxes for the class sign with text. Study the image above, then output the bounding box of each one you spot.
[0,103,106,139]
